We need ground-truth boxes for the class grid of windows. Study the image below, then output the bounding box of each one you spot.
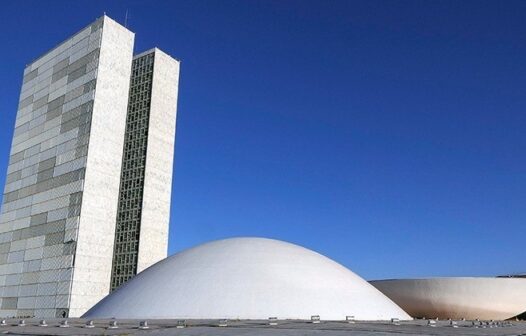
[110,53,154,291]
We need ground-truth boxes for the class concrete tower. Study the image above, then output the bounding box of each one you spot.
[110,49,179,291]
[0,16,179,318]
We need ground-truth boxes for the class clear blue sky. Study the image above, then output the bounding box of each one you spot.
[0,1,524,280]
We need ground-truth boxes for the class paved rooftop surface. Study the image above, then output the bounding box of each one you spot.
[0,318,524,335]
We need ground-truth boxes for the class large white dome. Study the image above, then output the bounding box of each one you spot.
[83,237,410,320]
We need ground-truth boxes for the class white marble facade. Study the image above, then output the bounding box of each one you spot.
[137,49,179,273]
[0,15,178,318]
[68,17,134,318]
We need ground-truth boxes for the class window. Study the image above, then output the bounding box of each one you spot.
[110,53,154,291]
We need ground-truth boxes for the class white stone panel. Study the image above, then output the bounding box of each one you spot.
[18,296,36,309]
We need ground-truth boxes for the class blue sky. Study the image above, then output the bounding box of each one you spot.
[0,1,525,280]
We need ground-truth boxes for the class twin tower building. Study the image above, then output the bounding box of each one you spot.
[0,16,179,317]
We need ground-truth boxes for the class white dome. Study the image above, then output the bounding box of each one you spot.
[83,237,410,320]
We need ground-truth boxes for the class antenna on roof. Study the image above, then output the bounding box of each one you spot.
[124,9,129,28]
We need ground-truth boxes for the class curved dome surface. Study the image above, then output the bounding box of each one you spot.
[371,278,526,320]
[84,237,410,320]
